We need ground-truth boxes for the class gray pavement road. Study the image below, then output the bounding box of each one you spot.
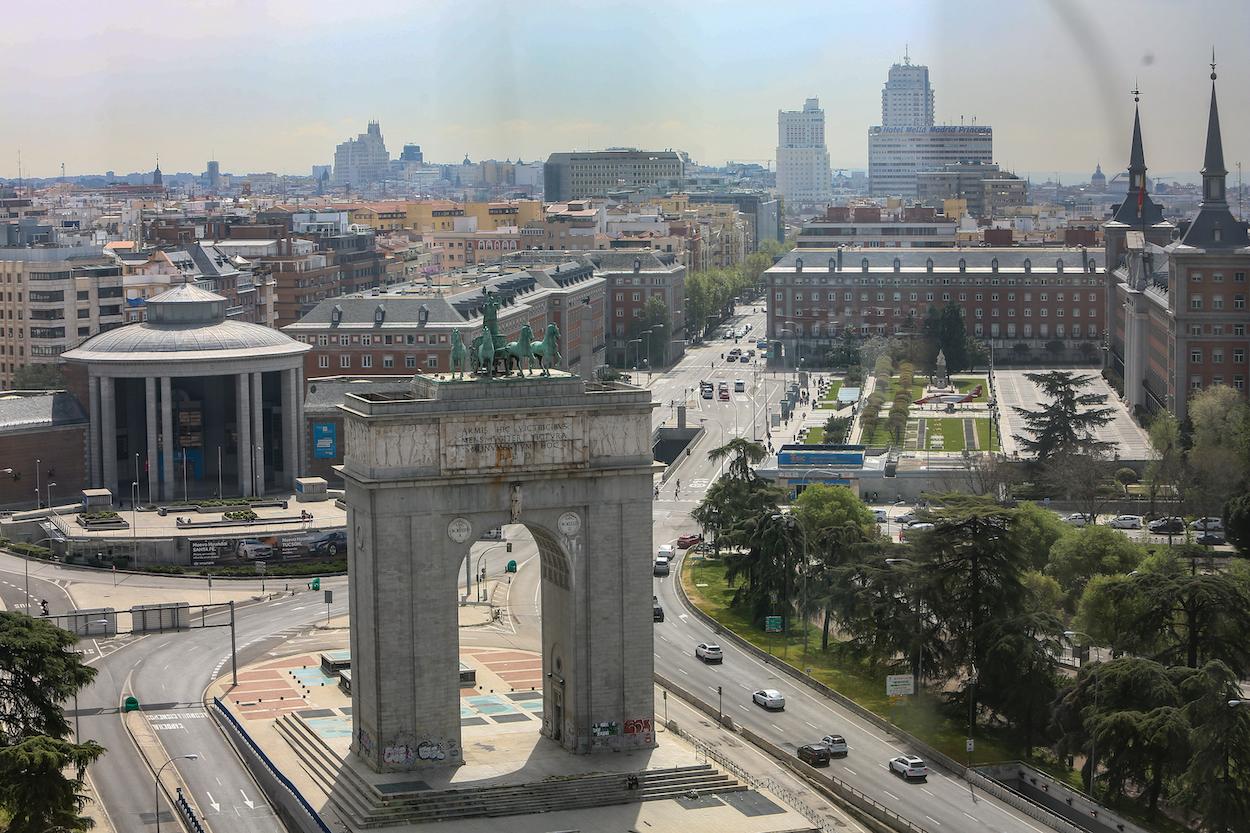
[0,552,349,833]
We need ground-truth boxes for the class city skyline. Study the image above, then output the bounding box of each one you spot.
[2,0,1248,180]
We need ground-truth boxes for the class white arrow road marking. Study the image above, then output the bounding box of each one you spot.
[679,613,689,620]
[205,791,220,812]
[240,789,255,809]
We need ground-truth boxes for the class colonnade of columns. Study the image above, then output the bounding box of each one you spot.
[89,367,303,502]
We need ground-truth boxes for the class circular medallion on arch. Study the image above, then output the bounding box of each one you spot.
[447,517,473,544]
[557,512,581,538]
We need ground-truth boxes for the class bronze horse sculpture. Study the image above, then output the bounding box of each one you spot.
[503,323,536,375]
[529,322,562,376]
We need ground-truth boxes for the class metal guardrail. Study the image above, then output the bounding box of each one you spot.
[174,788,206,833]
[657,673,931,833]
[664,718,841,833]
[211,697,332,833]
[671,552,1102,833]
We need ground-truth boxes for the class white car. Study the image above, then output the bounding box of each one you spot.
[888,755,929,780]
[752,689,785,710]
[820,734,849,757]
[694,643,723,663]
[873,509,888,523]
[1062,513,1092,527]
[1108,515,1143,530]
[1191,517,1223,531]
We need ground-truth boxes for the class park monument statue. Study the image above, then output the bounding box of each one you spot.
[933,348,949,389]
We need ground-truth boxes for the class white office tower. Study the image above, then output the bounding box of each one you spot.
[881,55,934,128]
[332,121,391,188]
[776,98,832,206]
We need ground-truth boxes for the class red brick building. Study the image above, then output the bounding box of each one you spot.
[1108,73,1250,422]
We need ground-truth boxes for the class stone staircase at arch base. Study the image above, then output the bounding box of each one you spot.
[274,713,745,828]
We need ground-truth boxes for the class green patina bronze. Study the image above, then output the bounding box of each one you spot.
[453,292,562,381]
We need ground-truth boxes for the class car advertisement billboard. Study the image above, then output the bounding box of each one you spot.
[188,529,347,566]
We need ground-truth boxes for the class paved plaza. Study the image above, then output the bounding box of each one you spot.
[992,368,1152,461]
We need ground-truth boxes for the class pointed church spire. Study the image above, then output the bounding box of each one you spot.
[1112,84,1162,227]
[1181,52,1248,248]
[1201,51,1227,180]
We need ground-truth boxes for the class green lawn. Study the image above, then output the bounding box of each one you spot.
[860,375,925,446]
[816,380,844,409]
[682,556,1021,766]
[974,418,1002,451]
[803,427,825,444]
[953,377,990,402]
[930,418,967,452]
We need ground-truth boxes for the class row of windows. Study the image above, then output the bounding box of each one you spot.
[781,290,1101,303]
[1190,348,1247,364]
[786,322,1098,340]
[775,275,1100,287]
[1188,295,1246,310]
[788,305,1099,321]
[314,353,436,370]
[1189,271,1247,283]
[1191,375,1246,390]
[304,333,451,347]
[1188,323,1247,336]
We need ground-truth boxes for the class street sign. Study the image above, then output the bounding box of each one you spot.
[764,615,783,633]
[966,738,975,753]
[324,590,333,605]
[886,674,915,696]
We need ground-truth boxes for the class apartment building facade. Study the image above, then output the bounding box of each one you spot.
[764,247,1106,356]
[543,150,685,202]
[0,246,122,387]
[795,205,957,248]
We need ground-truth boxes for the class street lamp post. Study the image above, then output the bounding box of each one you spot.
[154,754,198,833]
[1065,630,1100,796]
[35,458,41,508]
[885,557,923,685]
[626,338,641,373]
[45,481,56,512]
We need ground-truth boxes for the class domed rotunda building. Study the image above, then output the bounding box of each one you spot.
[63,284,309,501]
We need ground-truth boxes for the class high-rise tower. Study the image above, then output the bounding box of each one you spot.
[776,98,832,206]
[881,50,934,129]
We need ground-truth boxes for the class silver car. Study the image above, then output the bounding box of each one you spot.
[1109,515,1143,529]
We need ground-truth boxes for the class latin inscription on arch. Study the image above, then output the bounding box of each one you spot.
[440,414,588,474]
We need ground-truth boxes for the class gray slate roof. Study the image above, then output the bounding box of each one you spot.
[770,248,1102,272]
[0,391,87,432]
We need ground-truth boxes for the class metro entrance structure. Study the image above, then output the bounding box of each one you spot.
[339,371,656,771]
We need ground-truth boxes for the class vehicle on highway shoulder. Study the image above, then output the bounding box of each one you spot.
[752,689,785,710]
[694,643,723,663]
[797,744,831,767]
[888,755,928,780]
[820,734,849,757]
[1108,515,1143,529]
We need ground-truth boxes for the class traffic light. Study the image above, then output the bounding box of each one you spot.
[506,542,512,553]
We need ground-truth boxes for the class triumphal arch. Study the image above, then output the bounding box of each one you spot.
[339,357,656,772]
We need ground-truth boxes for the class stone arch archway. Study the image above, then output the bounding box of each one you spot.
[341,374,656,772]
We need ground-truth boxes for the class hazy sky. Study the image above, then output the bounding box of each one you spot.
[2,0,1246,181]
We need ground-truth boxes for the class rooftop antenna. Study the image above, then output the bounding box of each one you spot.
[904,43,910,65]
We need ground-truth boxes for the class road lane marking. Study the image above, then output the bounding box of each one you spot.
[737,705,748,711]
[925,816,941,825]
[962,812,978,821]
[679,668,688,675]
[804,721,817,728]
[771,724,783,732]
[882,790,899,801]
[843,766,857,776]
[921,788,935,796]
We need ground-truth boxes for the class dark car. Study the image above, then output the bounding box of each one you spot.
[308,530,347,556]
[797,744,831,767]
[1148,517,1185,535]
[653,601,664,622]
[1197,531,1226,545]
